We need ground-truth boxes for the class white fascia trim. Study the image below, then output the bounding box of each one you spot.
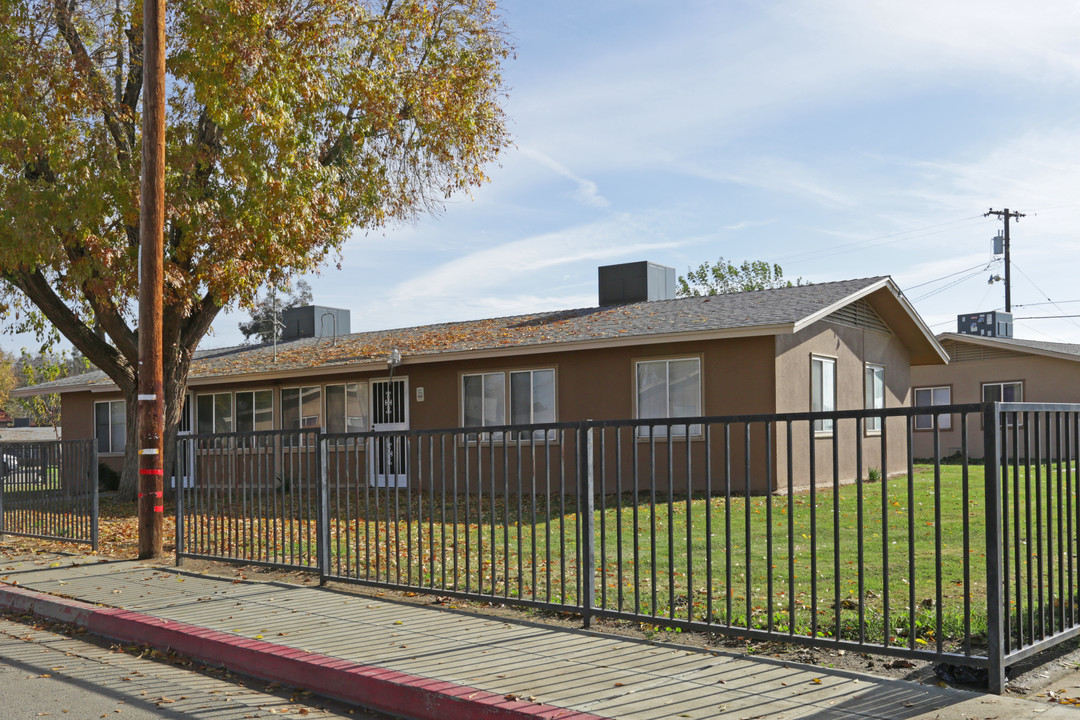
[792,278,949,365]
[791,278,892,333]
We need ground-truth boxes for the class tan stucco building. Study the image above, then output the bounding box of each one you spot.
[911,333,1080,459]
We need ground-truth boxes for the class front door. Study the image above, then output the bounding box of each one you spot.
[370,377,408,487]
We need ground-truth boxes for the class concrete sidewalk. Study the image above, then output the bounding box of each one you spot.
[0,551,1073,720]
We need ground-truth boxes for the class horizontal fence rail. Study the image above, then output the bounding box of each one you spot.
[174,402,1080,694]
[0,439,98,550]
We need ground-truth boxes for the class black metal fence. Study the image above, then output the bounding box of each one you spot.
[0,439,98,550]
[174,429,321,570]
[174,402,1080,693]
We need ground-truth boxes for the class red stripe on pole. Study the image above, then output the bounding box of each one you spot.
[139,469,164,476]
[153,506,164,513]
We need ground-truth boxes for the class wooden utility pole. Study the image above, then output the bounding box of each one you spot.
[137,0,166,558]
[985,208,1025,313]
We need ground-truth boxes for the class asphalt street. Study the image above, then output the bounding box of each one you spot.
[0,612,393,719]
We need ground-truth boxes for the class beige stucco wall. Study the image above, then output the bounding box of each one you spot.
[911,349,1080,459]
[774,320,913,490]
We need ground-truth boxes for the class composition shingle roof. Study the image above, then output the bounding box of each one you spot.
[21,276,898,394]
[938,333,1080,359]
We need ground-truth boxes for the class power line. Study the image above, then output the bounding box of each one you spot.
[1014,315,1080,319]
[1010,261,1080,332]
[1014,299,1080,308]
[776,215,986,264]
[903,259,999,291]
[912,264,994,302]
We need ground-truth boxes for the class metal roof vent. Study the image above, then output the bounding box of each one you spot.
[598,261,676,306]
[281,306,351,341]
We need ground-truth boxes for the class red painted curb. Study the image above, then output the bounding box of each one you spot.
[0,585,609,720]
[86,607,609,720]
[0,584,97,626]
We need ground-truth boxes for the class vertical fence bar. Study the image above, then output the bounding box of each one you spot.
[89,443,99,552]
[960,413,972,656]
[705,422,713,626]
[985,402,1006,695]
[665,425,673,621]
[175,436,186,563]
[906,417,916,652]
[744,422,752,631]
[580,424,595,628]
[881,415,890,649]
[317,436,329,583]
[787,420,795,638]
[809,419,818,640]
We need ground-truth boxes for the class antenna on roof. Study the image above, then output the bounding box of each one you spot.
[271,289,285,363]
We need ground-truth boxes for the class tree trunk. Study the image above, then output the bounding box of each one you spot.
[117,385,140,498]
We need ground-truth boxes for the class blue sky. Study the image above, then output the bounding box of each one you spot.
[261,0,1073,347]
[19,0,1080,353]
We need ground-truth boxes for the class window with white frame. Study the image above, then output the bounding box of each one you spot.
[983,381,1023,426]
[94,400,126,453]
[325,382,368,434]
[914,386,952,430]
[864,364,885,433]
[811,356,836,434]
[635,357,701,436]
[462,369,556,440]
[282,386,322,430]
[510,369,556,438]
[235,390,274,433]
[196,392,234,434]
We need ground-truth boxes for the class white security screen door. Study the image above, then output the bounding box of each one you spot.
[370,377,408,487]
[172,395,195,489]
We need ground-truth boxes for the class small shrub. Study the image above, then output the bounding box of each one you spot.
[98,463,120,492]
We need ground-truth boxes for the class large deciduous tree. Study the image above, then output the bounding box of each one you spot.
[0,0,511,496]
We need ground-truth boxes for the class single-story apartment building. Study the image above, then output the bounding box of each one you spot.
[911,332,1080,459]
[17,262,948,493]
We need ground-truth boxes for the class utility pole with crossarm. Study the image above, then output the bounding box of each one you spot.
[985,208,1025,313]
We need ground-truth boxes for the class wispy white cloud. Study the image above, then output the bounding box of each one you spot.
[387,216,682,308]
[518,147,610,208]
[681,157,857,209]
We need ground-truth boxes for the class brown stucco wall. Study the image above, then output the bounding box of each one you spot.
[60,326,919,496]
[774,320,913,490]
[62,391,127,474]
[910,349,1080,459]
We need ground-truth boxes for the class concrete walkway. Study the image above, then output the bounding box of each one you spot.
[0,550,1073,720]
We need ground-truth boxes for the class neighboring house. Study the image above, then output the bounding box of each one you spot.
[911,333,1080,459]
[14,262,947,493]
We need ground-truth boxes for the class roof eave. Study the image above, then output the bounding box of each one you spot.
[938,333,1080,363]
[791,277,948,365]
[183,322,798,388]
